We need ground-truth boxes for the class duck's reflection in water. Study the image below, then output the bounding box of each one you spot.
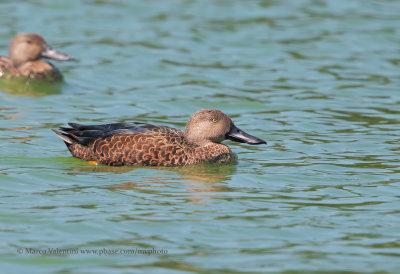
[0,78,63,96]
[70,162,236,204]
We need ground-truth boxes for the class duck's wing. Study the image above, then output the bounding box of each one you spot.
[53,122,182,146]
[53,122,187,166]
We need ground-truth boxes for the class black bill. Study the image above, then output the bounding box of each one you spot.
[41,45,74,61]
[226,124,266,145]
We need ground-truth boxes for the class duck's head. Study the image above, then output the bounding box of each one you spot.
[185,109,266,145]
[9,33,74,67]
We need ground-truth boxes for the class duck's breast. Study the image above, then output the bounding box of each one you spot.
[17,61,63,81]
[187,143,234,165]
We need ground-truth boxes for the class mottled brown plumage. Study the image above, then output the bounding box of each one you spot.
[0,33,74,81]
[53,109,266,167]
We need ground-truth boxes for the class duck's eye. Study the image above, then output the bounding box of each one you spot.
[211,118,218,123]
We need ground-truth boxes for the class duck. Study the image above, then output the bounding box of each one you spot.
[53,109,266,166]
[0,33,74,81]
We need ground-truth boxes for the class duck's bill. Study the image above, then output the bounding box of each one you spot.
[41,45,74,61]
[226,124,266,145]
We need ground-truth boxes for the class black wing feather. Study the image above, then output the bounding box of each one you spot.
[55,122,161,146]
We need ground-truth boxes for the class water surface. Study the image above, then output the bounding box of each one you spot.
[1,0,400,273]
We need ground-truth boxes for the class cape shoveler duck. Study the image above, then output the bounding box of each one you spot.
[0,33,74,81]
[53,109,266,166]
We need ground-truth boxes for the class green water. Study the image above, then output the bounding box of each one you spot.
[1,0,400,273]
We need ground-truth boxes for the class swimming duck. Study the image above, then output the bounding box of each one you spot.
[0,33,74,81]
[53,109,266,166]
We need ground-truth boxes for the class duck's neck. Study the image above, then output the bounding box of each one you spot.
[184,131,204,146]
[11,58,26,68]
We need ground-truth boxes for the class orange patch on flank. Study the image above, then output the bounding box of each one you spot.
[88,161,98,166]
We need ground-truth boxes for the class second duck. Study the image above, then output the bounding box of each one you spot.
[0,33,74,81]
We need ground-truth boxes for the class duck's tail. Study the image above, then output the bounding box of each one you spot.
[52,123,104,147]
[52,129,74,146]
[52,125,98,162]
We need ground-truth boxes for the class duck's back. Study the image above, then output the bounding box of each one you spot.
[0,57,18,77]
